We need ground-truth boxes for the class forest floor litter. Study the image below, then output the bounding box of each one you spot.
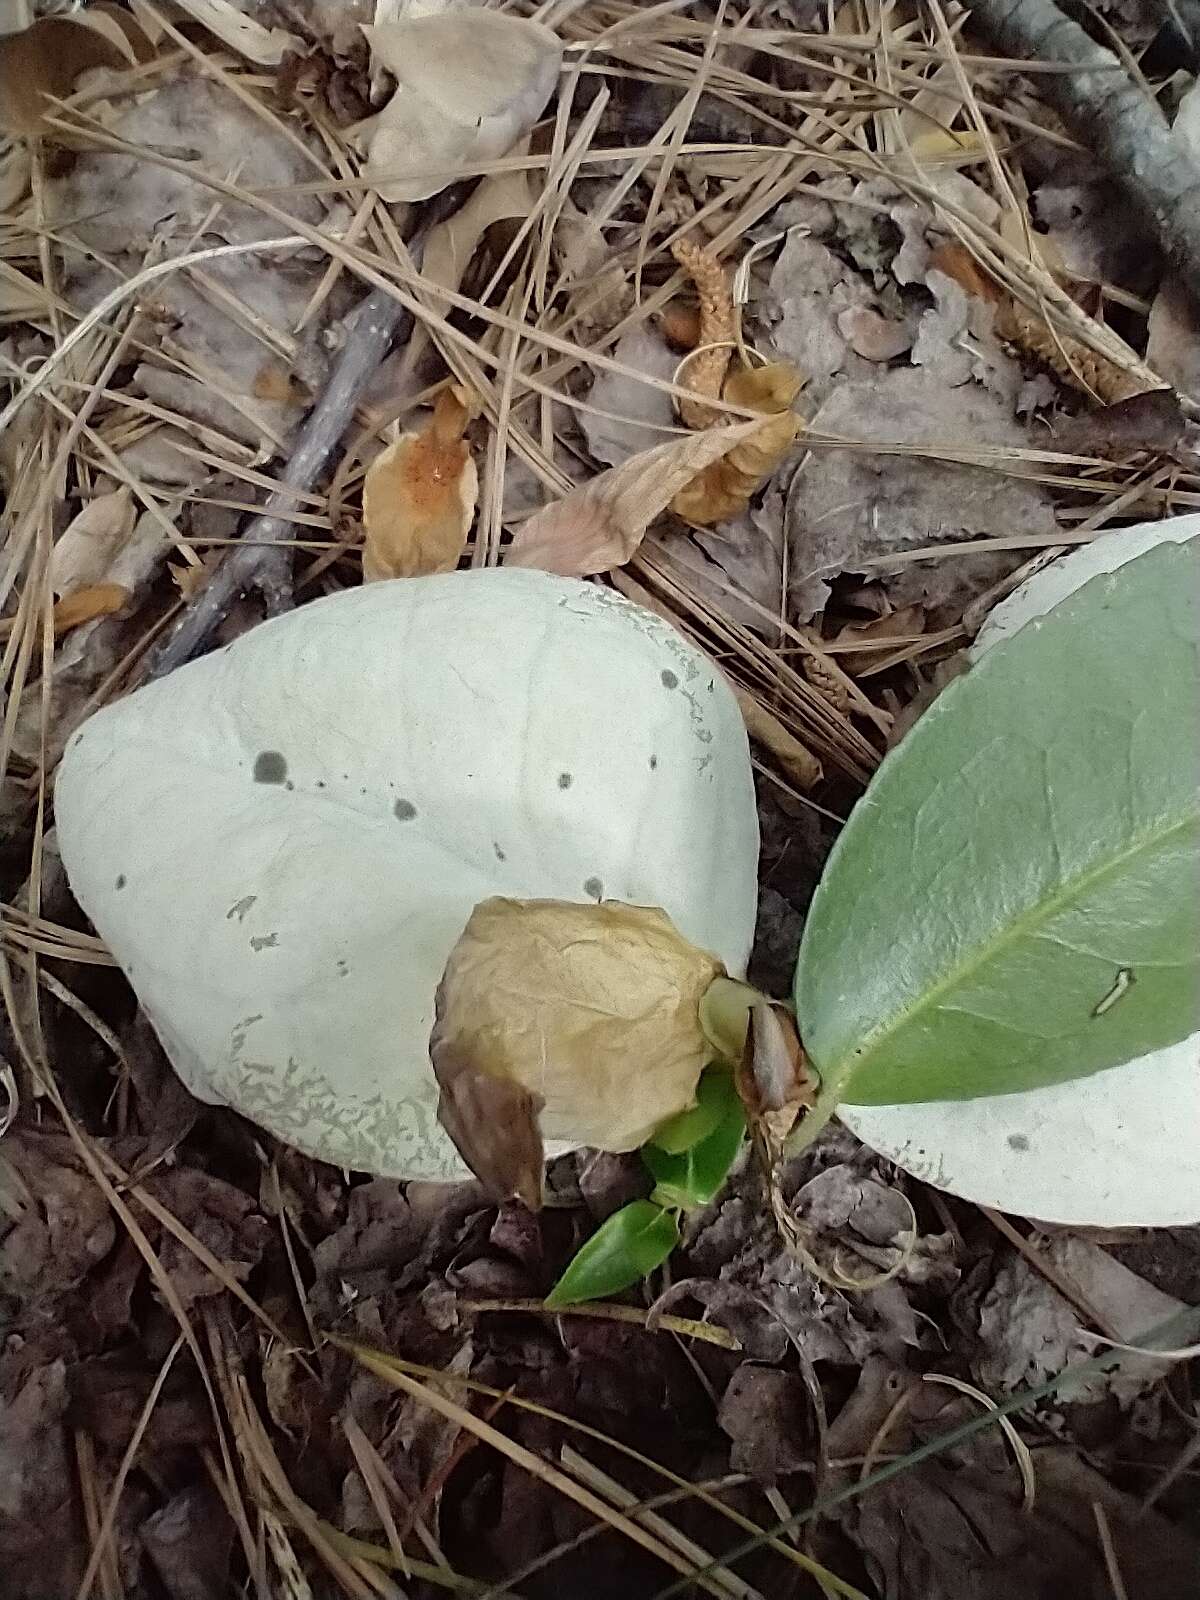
[1,0,1199,1595]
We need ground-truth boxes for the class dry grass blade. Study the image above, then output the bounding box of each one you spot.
[462,1295,741,1349]
[343,1343,726,1595]
[332,1344,856,1587]
[921,1373,1037,1512]
[75,1334,185,1600]
[559,1444,760,1600]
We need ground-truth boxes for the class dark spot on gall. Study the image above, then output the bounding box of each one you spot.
[661,669,678,689]
[558,772,573,790]
[1007,1133,1030,1151]
[253,750,287,784]
[394,799,417,821]
[649,754,658,770]
[494,843,507,861]
[284,780,294,791]
[583,876,603,900]
[115,874,126,890]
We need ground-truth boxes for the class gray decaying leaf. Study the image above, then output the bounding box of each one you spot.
[717,1364,812,1480]
[849,1447,1200,1600]
[141,1484,235,1600]
[581,326,679,467]
[1051,386,1192,460]
[0,1357,82,1596]
[46,76,340,463]
[787,367,1057,620]
[973,1236,1188,1404]
[680,1125,959,1366]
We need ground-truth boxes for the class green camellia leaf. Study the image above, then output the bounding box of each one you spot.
[649,1066,730,1154]
[643,1070,746,1209]
[796,539,1200,1108]
[544,1200,679,1308]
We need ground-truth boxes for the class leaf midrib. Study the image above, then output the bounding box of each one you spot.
[833,802,1200,1099]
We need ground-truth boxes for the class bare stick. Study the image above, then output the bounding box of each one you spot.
[147,188,471,678]
[960,0,1200,304]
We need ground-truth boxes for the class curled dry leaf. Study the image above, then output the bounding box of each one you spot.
[671,362,804,526]
[359,12,561,202]
[505,418,764,575]
[361,386,478,581]
[431,897,725,1202]
[0,9,144,136]
[392,155,535,396]
[48,489,137,598]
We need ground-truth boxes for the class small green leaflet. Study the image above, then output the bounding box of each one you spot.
[649,1066,731,1154]
[643,1069,746,1209]
[795,539,1200,1107]
[544,1200,679,1308]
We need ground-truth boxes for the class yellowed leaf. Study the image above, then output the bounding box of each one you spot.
[52,582,129,634]
[431,897,725,1199]
[361,386,477,581]
[505,418,763,576]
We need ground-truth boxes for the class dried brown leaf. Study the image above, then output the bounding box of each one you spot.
[505,419,763,575]
[48,488,137,597]
[431,897,724,1190]
[52,582,130,634]
[0,12,140,136]
[361,386,477,581]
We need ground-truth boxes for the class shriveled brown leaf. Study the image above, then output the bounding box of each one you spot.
[52,582,129,634]
[505,419,763,575]
[431,898,724,1195]
[361,386,477,581]
[671,362,804,527]
[1051,386,1189,459]
[827,603,927,676]
[435,1062,546,1210]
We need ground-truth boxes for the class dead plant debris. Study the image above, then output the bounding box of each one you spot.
[1,0,1198,1596]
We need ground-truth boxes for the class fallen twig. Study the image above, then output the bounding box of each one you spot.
[146,186,474,679]
[961,0,1200,305]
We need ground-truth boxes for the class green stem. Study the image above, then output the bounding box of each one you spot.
[784,1060,852,1155]
[697,975,764,1061]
